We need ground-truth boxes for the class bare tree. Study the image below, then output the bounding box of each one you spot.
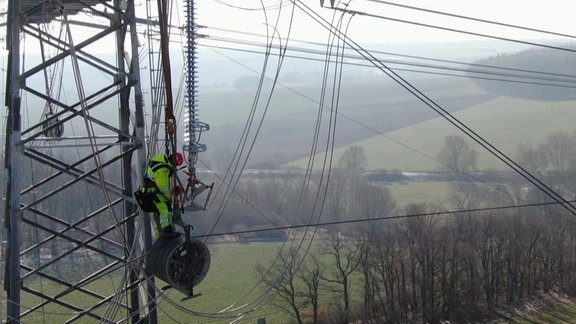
[516,142,547,171]
[437,134,478,173]
[337,145,367,170]
[446,183,489,211]
[255,248,306,324]
[539,131,576,172]
[365,224,407,322]
[324,172,396,232]
[398,203,444,322]
[321,229,362,323]
[298,256,323,323]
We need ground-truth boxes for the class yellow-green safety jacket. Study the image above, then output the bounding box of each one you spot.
[145,154,174,201]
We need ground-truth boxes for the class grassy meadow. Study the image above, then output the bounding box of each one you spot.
[11,242,300,323]
[288,96,576,172]
[387,181,451,207]
[162,241,292,323]
[14,240,576,323]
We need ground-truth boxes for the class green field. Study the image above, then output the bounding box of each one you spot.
[11,242,297,323]
[289,96,576,172]
[11,240,576,323]
[387,181,451,207]
[162,242,291,323]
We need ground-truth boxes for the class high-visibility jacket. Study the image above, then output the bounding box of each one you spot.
[145,154,173,201]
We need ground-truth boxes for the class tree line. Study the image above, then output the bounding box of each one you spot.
[203,130,576,237]
[238,134,576,323]
[257,181,576,323]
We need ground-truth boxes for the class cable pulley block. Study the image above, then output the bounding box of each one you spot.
[149,236,210,296]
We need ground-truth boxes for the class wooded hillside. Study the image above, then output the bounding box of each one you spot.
[470,43,576,100]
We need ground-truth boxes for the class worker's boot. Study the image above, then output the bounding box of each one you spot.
[160,225,180,239]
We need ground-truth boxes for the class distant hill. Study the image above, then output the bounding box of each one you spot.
[152,40,576,173]
[201,76,494,168]
[196,39,549,169]
[197,39,534,87]
[470,42,576,100]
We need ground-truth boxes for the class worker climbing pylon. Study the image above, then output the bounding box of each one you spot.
[135,152,185,239]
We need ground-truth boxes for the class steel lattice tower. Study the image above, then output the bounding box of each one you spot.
[3,0,157,321]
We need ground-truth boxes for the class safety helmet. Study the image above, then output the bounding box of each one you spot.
[156,152,184,167]
[175,152,184,166]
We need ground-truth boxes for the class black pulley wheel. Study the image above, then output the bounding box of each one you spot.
[150,237,210,293]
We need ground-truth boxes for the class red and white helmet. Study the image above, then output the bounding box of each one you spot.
[175,152,184,166]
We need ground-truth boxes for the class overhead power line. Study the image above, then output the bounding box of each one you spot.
[329,3,576,53]
[365,0,576,40]
[199,35,576,89]
[201,26,576,80]
[195,199,574,239]
[293,0,576,217]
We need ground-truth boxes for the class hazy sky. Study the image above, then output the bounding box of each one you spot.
[194,0,576,45]
[1,0,573,54]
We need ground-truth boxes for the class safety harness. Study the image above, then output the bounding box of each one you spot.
[135,159,172,212]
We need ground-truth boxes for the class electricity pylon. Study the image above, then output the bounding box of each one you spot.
[3,0,157,321]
